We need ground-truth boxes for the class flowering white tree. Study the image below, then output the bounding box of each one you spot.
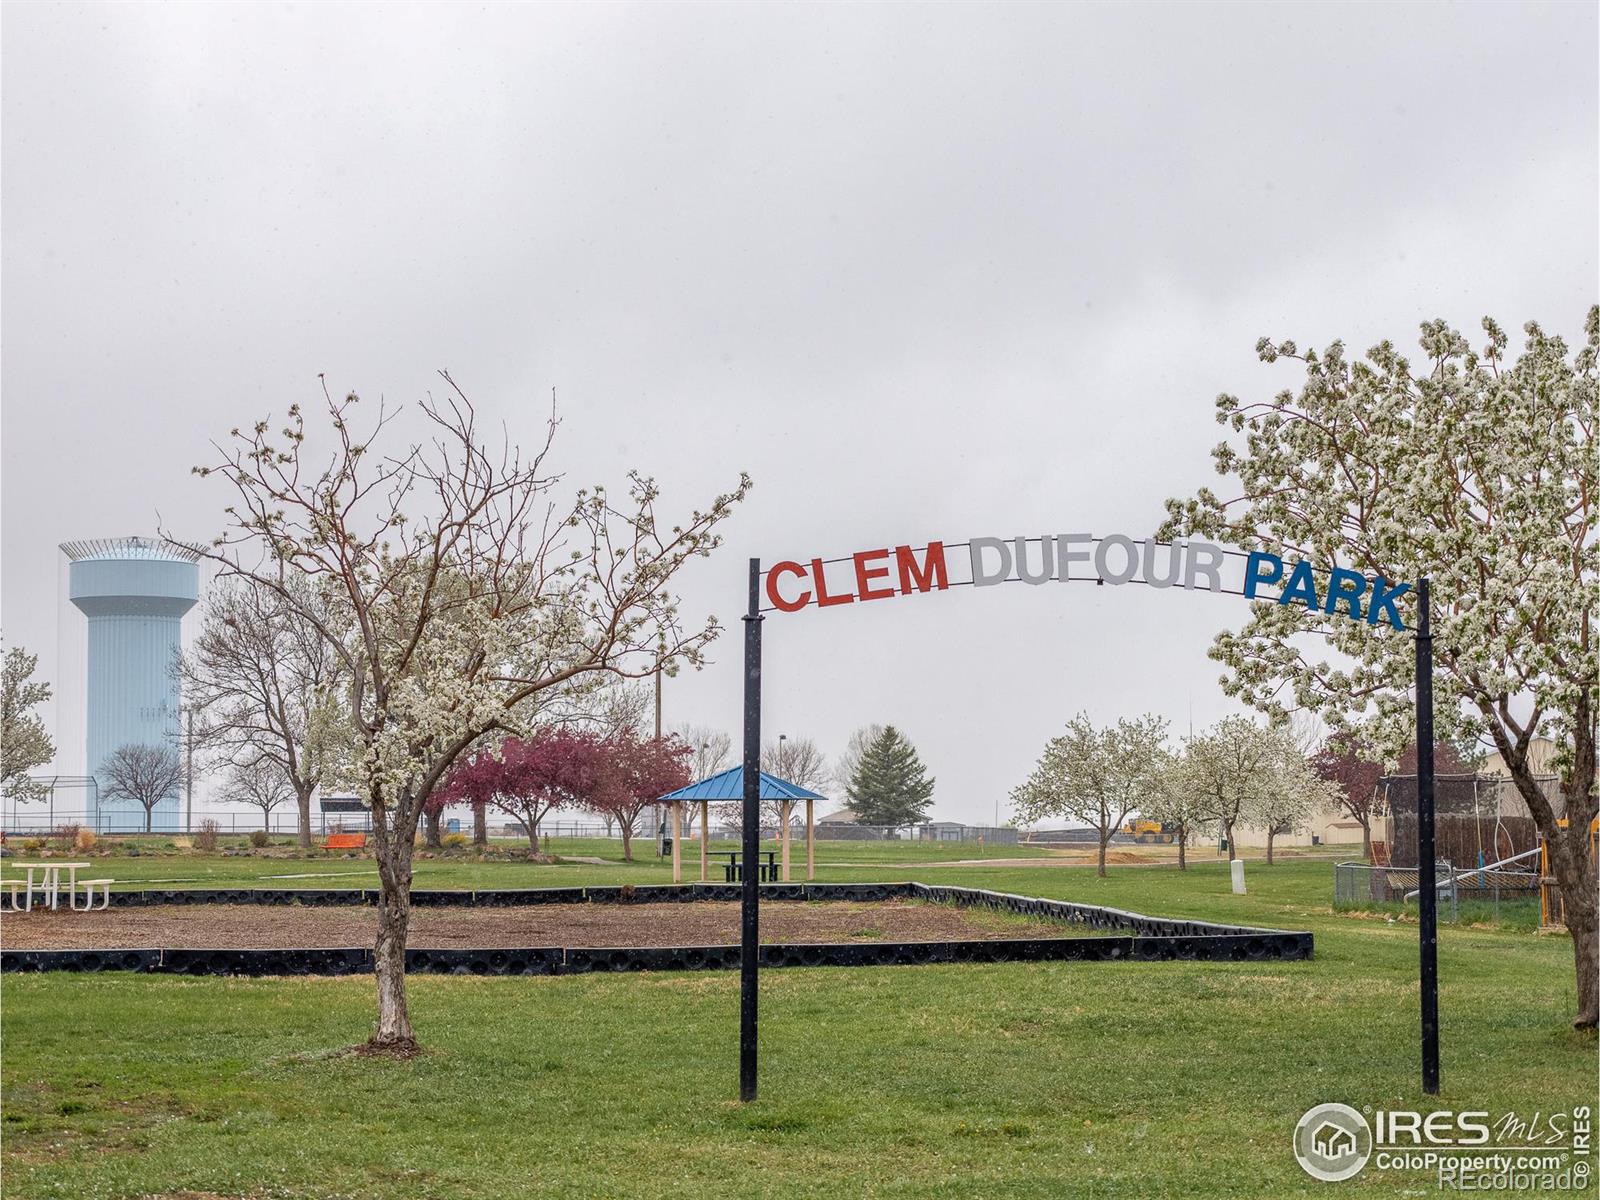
[1,645,54,803]
[1162,310,1598,1028]
[1010,713,1171,876]
[1141,757,1202,869]
[183,376,748,1051]
[1249,740,1340,866]
[1176,716,1282,860]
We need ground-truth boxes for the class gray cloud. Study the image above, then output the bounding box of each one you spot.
[4,1,1594,820]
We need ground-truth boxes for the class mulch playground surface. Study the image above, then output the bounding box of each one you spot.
[1,899,1088,951]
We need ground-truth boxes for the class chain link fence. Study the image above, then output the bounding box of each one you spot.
[1334,854,1544,927]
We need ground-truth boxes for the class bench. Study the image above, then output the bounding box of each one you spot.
[3,879,28,912]
[718,851,780,883]
[72,879,112,911]
[326,833,367,850]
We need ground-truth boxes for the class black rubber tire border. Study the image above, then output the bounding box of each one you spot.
[1,881,1312,974]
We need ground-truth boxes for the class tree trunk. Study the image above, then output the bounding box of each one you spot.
[372,874,415,1049]
[472,799,487,848]
[1096,834,1108,877]
[370,802,416,1052]
[526,817,540,853]
[296,784,313,850]
[620,817,634,862]
[1266,828,1275,866]
[145,806,153,833]
[1488,695,1597,1029]
[423,808,442,849]
[1176,822,1187,870]
[1360,817,1372,864]
[1224,820,1236,861]
[1565,877,1598,1031]
[1546,778,1598,1029]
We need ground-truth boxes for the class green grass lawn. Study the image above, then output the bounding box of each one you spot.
[1,832,1324,891]
[2,856,1593,1199]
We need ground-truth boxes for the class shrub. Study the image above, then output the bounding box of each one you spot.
[194,819,220,853]
[21,837,45,853]
[441,832,469,849]
[54,824,83,850]
[248,830,271,848]
[74,828,97,852]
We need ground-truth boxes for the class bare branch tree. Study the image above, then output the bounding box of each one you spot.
[180,577,347,849]
[833,724,884,796]
[218,755,296,831]
[99,743,184,833]
[763,735,829,795]
[178,375,748,1052]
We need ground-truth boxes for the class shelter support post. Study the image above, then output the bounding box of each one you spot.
[671,801,682,884]
[739,558,763,1102]
[806,797,815,880]
[780,799,792,881]
[699,800,709,882]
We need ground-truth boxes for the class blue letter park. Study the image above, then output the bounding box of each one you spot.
[1244,551,1412,630]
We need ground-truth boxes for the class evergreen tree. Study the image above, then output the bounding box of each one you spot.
[846,726,934,825]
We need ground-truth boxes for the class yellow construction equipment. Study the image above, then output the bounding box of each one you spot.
[1121,818,1176,845]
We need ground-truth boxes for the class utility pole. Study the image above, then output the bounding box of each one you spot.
[654,634,665,856]
[654,632,665,742]
[184,706,195,833]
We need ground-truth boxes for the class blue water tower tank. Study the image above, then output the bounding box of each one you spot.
[62,537,200,831]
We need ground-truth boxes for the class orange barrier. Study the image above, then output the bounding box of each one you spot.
[326,833,367,850]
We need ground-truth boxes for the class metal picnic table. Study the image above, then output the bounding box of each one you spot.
[714,850,779,883]
[5,861,95,911]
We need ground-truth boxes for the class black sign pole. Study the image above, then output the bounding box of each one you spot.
[739,558,763,1102]
[1415,576,1440,1095]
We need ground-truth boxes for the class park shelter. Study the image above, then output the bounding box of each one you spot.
[656,767,827,884]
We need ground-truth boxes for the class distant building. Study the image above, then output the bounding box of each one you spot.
[818,808,859,825]
[63,537,199,831]
[1480,736,1562,781]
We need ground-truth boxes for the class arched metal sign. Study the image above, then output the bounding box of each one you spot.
[735,536,1437,1102]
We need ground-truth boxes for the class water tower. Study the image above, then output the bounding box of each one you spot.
[62,537,200,831]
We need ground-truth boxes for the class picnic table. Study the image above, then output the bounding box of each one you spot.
[715,851,780,884]
[6,861,96,911]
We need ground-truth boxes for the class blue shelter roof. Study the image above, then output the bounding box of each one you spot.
[657,766,827,804]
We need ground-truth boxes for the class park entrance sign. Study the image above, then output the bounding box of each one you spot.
[734,535,1438,1103]
[762,534,1413,631]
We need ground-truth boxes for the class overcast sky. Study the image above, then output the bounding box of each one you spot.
[3,2,1595,823]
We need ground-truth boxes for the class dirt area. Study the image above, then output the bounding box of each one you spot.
[0,899,1086,951]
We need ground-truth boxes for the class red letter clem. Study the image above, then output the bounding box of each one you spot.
[853,549,895,601]
[896,542,949,595]
[812,557,855,607]
[765,561,812,612]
